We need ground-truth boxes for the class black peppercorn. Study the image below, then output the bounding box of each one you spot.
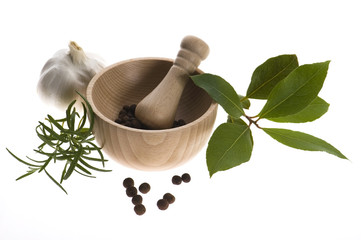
[115,104,187,129]
[178,119,186,126]
[181,173,191,183]
[163,193,175,204]
[129,104,136,114]
[157,199,169,210]
[132,195,143,205]
[172,175,182,185]
[126,186,138,197]
[122,105,130,111]
[134,204,146,215]
[123,177,134,188]
[139,182,151,194]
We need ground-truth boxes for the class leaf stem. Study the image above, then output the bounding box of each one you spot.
[245,115,261,129]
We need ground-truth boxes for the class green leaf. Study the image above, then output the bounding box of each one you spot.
[85,141,106,167]
[16,168,37,181]
[47,115,66,132]
[239,95,251,109]
[246,54,299,99]
[74,169,96,178]
[206,123,253,177]
[6,148,42,168]
[63,146,82,180]
[44,169,68,194]
[81,155,109,162]
[77,91,94,135]
[79,158,112,172]
[258,61,330,119]
[75,163,93,175]
[191,74,244,118]
[77,102,88,130]
[267,97,329,123]
[35,126,57,147]
[38,157,52,172]
[262,128,347,159]
[66,100,77,130]
[227,115,248,126]
[7,93,110,194]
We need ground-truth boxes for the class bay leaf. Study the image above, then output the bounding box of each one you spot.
[227,115,248,126]
[207,123,253,177]
[258,61,330,119]
[246,54,299,99]
[191,74,244,118]
[239,95,251,109]
[262,128,347,159]
[267,97,329,123]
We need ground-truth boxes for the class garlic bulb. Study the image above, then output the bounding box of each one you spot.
[37,41,104,109]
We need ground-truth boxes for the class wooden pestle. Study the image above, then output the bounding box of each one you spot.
[135,35,210,129]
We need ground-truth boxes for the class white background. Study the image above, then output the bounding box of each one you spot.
[1,0,360,239]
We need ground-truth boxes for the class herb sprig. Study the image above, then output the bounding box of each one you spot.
[6,93,111,194]
[191,54,348,177]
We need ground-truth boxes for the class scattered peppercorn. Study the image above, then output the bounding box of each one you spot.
[181,173,191,183]
[132,195,143,205]
[157,199,169,210]
[115,104,186,129]
[134,204,146,216]
[172,175,182,185]
[126,186,138,197]
[123,177,134,188]
[139,182,151,194]
[163,193,175,204]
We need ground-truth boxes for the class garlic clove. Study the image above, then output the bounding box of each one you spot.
[37,41,104,109]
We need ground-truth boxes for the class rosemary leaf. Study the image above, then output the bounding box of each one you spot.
[7,93,111,194]
[44,169,68,195]
[82,155,109,162]
[6,148,42,168]
[16,168,37,181]
[79,158,112,172]
[74,169,96,178]
[63,146,82,180]
[75,163,93,176]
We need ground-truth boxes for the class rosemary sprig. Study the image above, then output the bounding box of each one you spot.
[6,93,111,194]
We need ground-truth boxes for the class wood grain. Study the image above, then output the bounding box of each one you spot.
[87,57,217,171]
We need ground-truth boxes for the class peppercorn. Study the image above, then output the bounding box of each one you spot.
[178,119,186,126]
[115,104,186,129]
[163,193,175,204]
[157,199,169,210]
[134,204,146,215]
[132,195,143,205]
[123,105,130,112]
[139,182,151,194]
[129,104,136,114]
[181,173,191,183]
[172,175,182,185]
[172,119,186,128]
[123,177,134,188]
[126,186,138,197]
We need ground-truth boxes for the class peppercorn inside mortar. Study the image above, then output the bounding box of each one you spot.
[114,104,186,129]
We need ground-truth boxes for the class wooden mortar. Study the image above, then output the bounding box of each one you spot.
[86,57,217,170]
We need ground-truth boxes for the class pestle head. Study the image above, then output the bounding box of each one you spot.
[181,35,210,60]
[135,35,209,130]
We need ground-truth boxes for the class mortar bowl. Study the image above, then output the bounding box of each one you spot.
[86,57,217,171]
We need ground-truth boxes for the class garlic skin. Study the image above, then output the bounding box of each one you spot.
[37,41,104,109]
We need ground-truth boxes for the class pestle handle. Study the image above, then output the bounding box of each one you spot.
[135,36,209,129]
[174,35,209,75]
